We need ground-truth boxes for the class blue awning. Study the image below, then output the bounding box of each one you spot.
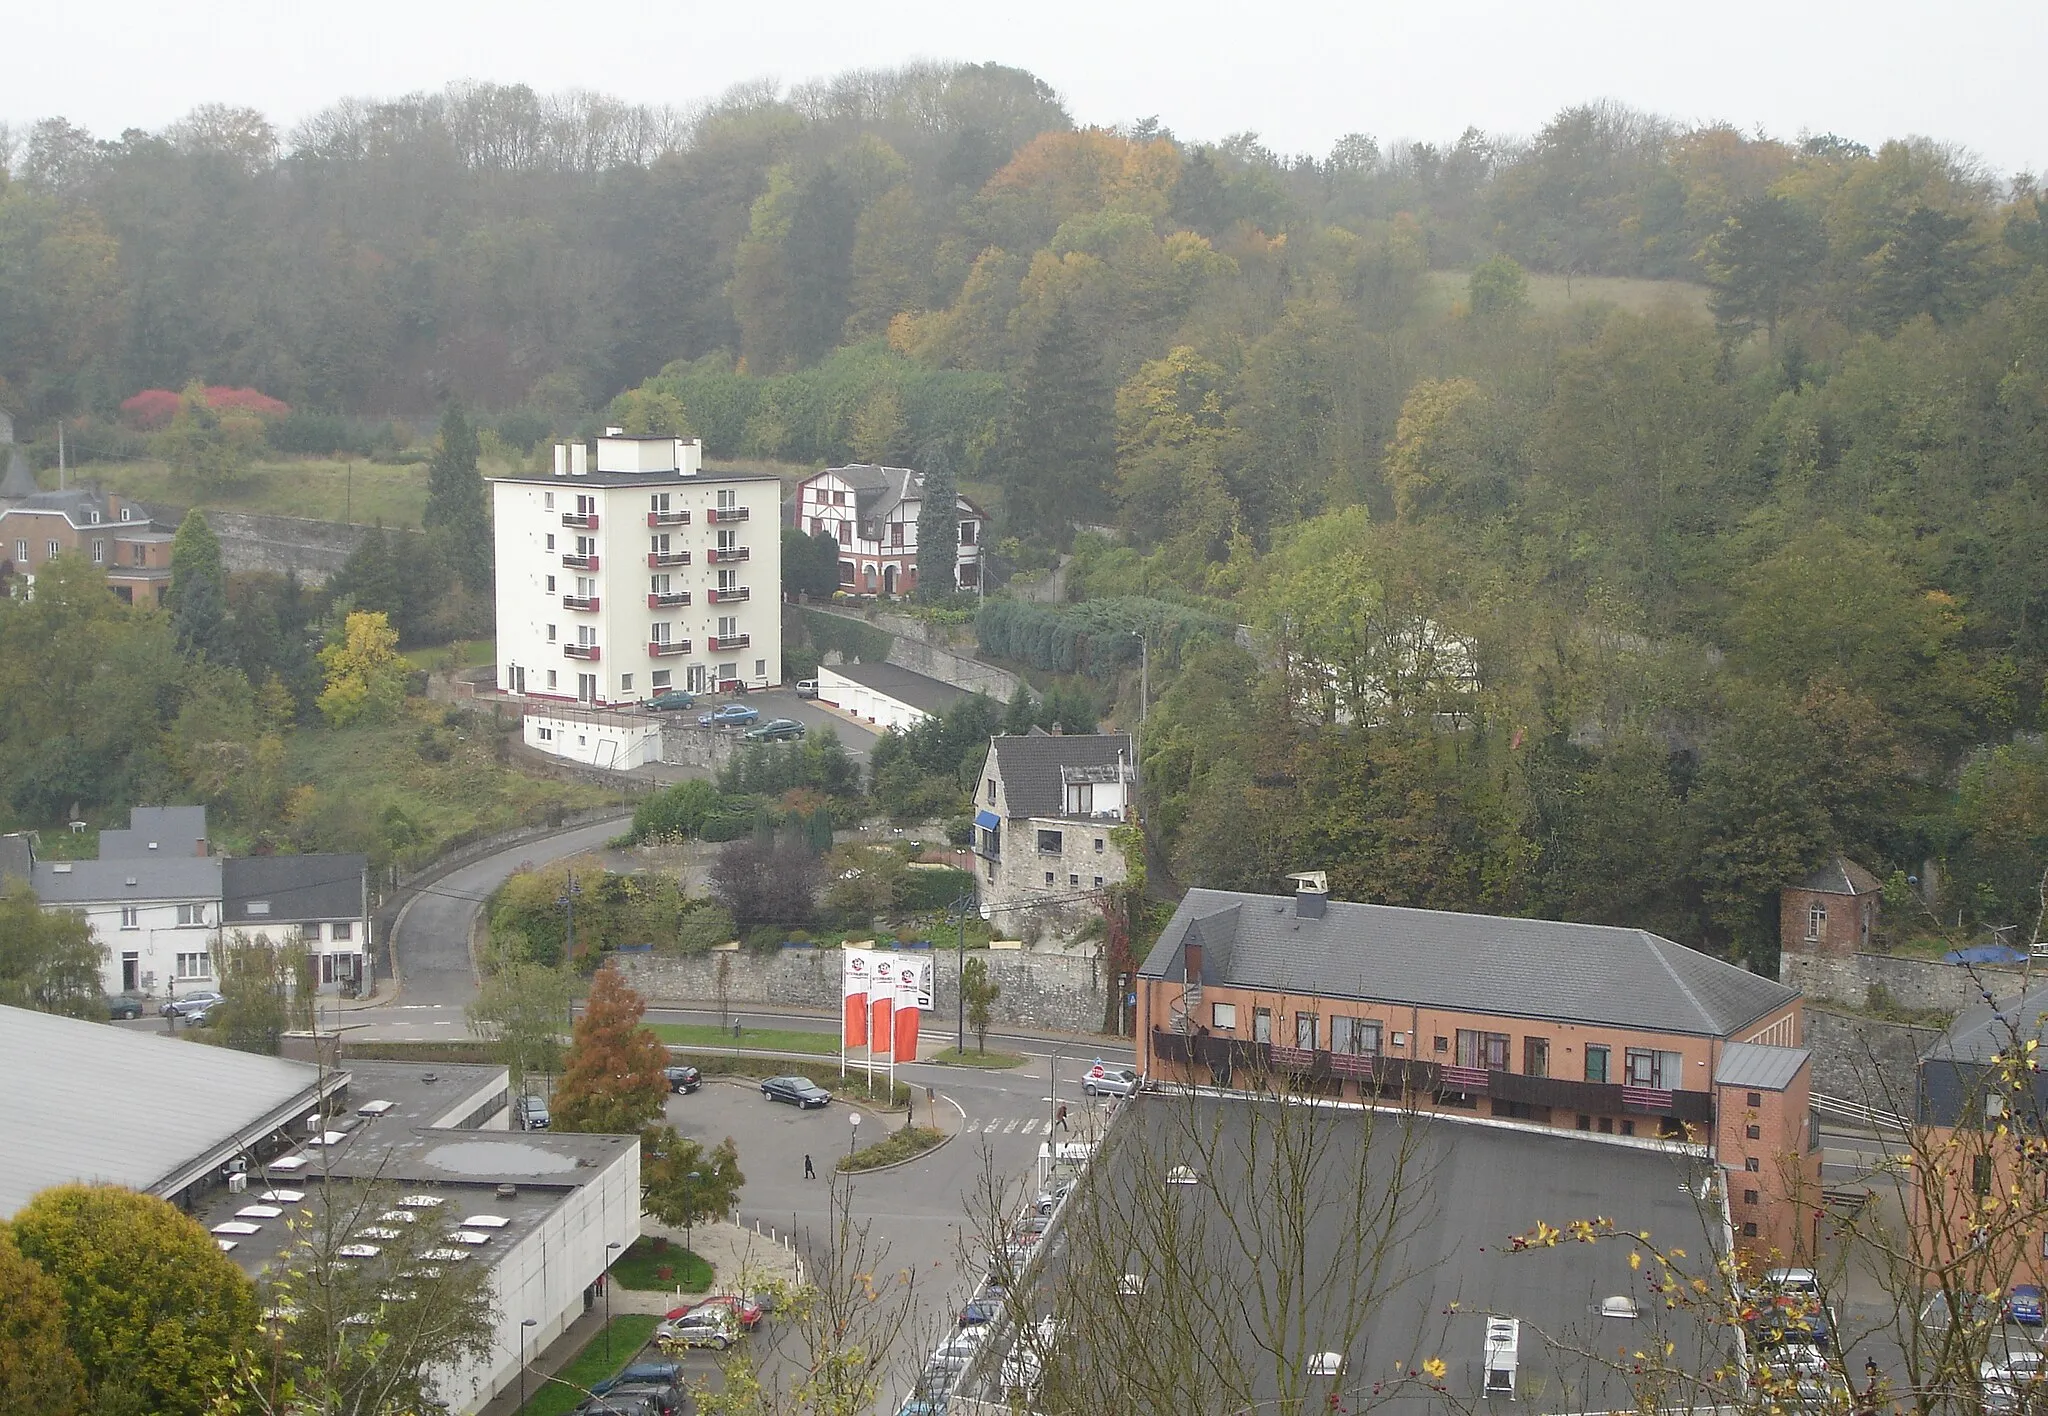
[974,810,1001,831]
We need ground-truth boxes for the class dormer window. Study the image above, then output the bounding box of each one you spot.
[88,510,100,524]
[120,507,133,522]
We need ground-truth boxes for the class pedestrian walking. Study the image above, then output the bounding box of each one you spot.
[804,1154,816,1180]
[1056,1104,1069,1132]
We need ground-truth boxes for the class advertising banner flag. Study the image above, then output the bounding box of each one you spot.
[894,959,924,1060]
[841,948,871,1050]
[868,956,896,1061]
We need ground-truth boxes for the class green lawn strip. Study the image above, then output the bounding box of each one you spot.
[402,637,496,670]
[610,1235,713,1292]
[516,1314,662,1416]
[651,1023,839,1056]
[930,1047,1025,1069]
[840,1124,946,1171]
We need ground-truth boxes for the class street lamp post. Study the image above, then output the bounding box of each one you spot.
[951,893,972,1054]
[683,1170,701,1260]
[518,1318,537,1410]
[602,1242,621,1360]
[848,1111,862,1165]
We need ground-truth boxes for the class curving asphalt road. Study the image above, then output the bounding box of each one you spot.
[383,815,630,1009]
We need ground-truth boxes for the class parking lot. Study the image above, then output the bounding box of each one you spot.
[654,687,884,760]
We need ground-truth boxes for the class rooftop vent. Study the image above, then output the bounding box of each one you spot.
[1287,870,1329,919]
[421,1072,437,1084]
[147,841,159,850]
[496,1183,518,1199]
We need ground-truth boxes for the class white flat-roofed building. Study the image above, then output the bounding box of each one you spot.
[493,432,784,707]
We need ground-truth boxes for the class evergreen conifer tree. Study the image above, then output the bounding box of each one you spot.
[423,402,492,594]
[168,509,229,660]
[916,438,960,602]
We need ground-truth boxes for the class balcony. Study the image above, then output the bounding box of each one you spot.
[647,591,692,609]
[647,550,691,568]
[562,643,600,661]
[562,594,599,612]
[707,586,750,604]
[561,553,599,571]
[646,509,691,527]
[707,633,750,652]
[709,506,750,524]
[561,511,598,529]
[706,545,750,564]
[648,639,692,657]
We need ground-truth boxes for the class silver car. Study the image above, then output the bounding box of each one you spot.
[1081,1065,1139,1098]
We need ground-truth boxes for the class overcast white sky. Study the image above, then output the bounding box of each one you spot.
[9,0,2046,176]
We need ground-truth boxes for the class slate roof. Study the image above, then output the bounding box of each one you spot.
[30,856,220,904]
[825,661,973,717]
[100,805,210,858]
[0,1003,334,1217]
[1140,888,1798,1039]
[0,834,32,887]
[0,447,35,500]
[223,854,368,926]
[1794,856,1882,896]
[1923,982,2048,1066]
[819,464,984,541]
[1715,1041,1810,1091]
[989,732,1134,821]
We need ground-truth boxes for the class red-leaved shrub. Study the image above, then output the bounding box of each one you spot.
[204,386,291,417]
[118,389,182,430]
[119,385,291,430]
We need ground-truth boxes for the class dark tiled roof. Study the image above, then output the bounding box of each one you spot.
[1140,888,1798,1039]
[989,732,1134,821]
[100,805,209,859]
[0,447,36,500]
[0,834,32,887]
[31,857,220,904]
[1794,857,1882,896]
[825,661,973,717]
[223,854,368,926]
[1924,982,2048,1065]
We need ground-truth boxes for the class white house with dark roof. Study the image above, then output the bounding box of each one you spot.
[222,854,373,995]
[793,463,986,597]
[972,730,1136,932]
[33,852,222,997]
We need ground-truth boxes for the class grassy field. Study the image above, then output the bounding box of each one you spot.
[651,1022,840,1057]
[515,1314,662,1416]
[610,1235,713,1292]
[1423,269,1712,320]
[401,637,496,671]
[931,1047,1025,1069]
[47,456,442,527]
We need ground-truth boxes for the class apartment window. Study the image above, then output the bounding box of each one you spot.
[833,490,848,506]
[1743,1190,1760,1206]
[1094,837,1106,853]
[546,533,555,550]
[546,575,557,592]
[986,779,997,804]
[331,921,352,942]
[1585,1045,1610,1084]
[1295,1013,1319,1050]
[839,558,856,583]
[717,528,737,553]
[1044,871,1055,885]
[890,522,904,547]
[1066,782,1094,815]
[1745,1124,1762,1140]
[176,904,207,927]
[120,506,133,521]
[546,670,558,689]
[717,568,739,592]
[651,492,669,513]
[651,621,672,646]
[1576,1115,1591,1130]
[119,906,139,929]
[651,670,671,689]
[1211,1002,1237,1030]
[716,616,738,640]
[620,674,634,693]
[1093,875,1104,887]
[1037,829,1063,853]
[1742,1222,1758,1239]
[1252,1008,1272,1043]
[1807,901,1826,941]
[755,658,766,678]
[1455,1029,1510,1070]
[576,625,596,648]
[1745,1156,1761,1172]
[1619,1120,1635,1136]
[1524,1036,1549,1078]
[92,539,105,564]
[88,510,99,524]
[717,488,737,510]
[1625,1049,1685,1089]
[46,540,60,559]
[960,521,976,545]
[1332,1017,1381,1055]
[176,952,212,980]
[546,623,557,642]
[717,662,736,682]
[986,861,995,882]
[837,523,851,545]
[1068,873,1080,886]
[545,492,555,509]
[538,727,553,741]
[1433,1035,1448,1054]
[12,540,24,562]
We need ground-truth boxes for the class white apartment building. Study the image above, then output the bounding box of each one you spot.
[492,434,784,705]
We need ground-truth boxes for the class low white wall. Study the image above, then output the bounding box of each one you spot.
[817,666,931,733]
[523,710,662,770]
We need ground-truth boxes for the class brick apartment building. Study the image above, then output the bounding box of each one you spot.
[1138,875,1825,1260]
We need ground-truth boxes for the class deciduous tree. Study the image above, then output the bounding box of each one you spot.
[0,1223,84,1416]
[961,955,999,1054]
[0,880,104,1019]
[551,965,669,1135]
[466,960,575,1090]
[641,1128,745,1231]
[316,611,405,727]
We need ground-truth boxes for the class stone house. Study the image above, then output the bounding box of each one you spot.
[1779,856,1882,959]
[971,730,1136,935]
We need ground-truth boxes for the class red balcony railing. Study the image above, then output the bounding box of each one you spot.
[647,591,692,608]
[563,643,600,661]
[707,586,750,604]
[562,553,599,570]
[648,551,691,568]
[562,511,598,528]
[562,594,600,612]
[647,640,692,657]
[709,506,750,524]
[707,633,750,651]
[706,545,750,564]
[646,510,691,527]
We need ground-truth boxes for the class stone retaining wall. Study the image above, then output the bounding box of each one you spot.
[1800,1006,1938,1113]
[1782,949,2022,1016]
[141,503,404,584]
[612,946,1104,1035]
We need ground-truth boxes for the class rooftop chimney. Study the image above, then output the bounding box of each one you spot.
[1287,870,1329,920]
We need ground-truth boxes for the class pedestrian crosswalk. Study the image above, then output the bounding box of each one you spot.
[963,1115,1067,1136]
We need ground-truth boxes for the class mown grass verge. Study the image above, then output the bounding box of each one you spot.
[516,1314,661,1416]
[840,1124,946,1172]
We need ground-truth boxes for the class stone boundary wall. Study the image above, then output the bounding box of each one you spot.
[1800,1006,1940,1113]
[613,947,1104,1035]
[659,724,740,771]
[140,503,405,584]
[1782,949,2029,1015]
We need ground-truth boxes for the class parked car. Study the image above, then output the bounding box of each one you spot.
[573,1394,665,1416]
[590,1361,681,1397]
[683,1294,763,1330]
[760,1075,831,1109]
[743,717,806,742]
[514,1094,551,1131]
[656,1307,739,1350]
[699,704,761,727]
[1034,1182,1072,1215]
[646,691,696,712]
[1081,1063,1139,1098]
[161,990,225,1018]
[106,993,146,1021]
[181,1001,224,1027]
[664,1064,702,1094]
[795,679,820,700]
[1983,1351,2048,1414]
[2011,1284,2046,1326]
[959,1294,1003,1327]
[1012,1214,1051,1245]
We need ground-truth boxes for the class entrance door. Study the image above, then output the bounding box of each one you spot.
[686,664,708,694]
[122,953,139,991]
[883,564,898,596]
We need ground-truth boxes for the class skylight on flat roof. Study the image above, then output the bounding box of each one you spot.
[460,1214,510,1228]
[258,1188,304,1202]
[269,1156,307,1171]
[236,1205,283,1219]
[357,1100,395,1115]
[212,1221,261,1235]
[453,1230,493,1245]
[397,1193,444,1207]
[337,1243,381,1259]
